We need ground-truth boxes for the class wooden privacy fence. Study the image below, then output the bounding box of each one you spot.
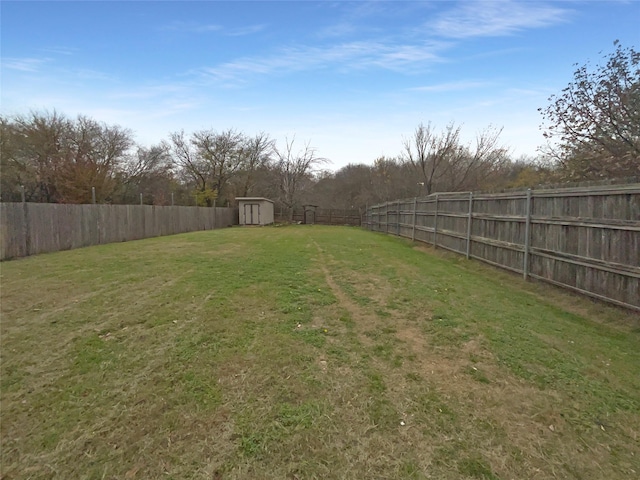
[0,203,238,260]
[275,208,361,226]
[364,184,640,312]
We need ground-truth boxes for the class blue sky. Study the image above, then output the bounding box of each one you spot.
[2,1,639,169]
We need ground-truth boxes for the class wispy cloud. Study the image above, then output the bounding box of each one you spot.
[40,46,77,56]
[161,21,265,36]
[2,57,51,72]
[3,48,78,74]
[227,24,267,37]
[193,39,447,84]
[161,21,222,33]
[74,69,119,82]
[109,84,188,101]
[410,80,494,92]
[317,22,360,39]
[430,0,572,39]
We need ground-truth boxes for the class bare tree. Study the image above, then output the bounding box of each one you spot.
[192,128,246,203]
[403,122,508,194]
[168,130,212,204]
[169,129,250,206]
[116,143,175,204]
[234,132,274,197]
[444,125,509,192]
[168,129,276,206]
[275,137,327,220]
[402,122,463,195]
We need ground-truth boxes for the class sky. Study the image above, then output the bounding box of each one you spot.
[2,1,639,170]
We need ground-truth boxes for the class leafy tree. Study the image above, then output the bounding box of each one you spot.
[55,115,133,203]
[1,111,68,202]
[539,41,640,180]
[501,156,557,189]
[0,111,132,203]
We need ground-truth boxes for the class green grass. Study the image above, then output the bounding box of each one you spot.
[1,225,639,479]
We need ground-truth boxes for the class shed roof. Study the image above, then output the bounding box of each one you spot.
[236,197,274,204]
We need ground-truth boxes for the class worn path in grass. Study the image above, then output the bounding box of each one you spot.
[1,226,639,479]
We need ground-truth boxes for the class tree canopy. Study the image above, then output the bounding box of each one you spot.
[539,41,640,180]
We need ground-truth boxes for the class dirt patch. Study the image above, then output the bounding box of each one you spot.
[311,240,380,346]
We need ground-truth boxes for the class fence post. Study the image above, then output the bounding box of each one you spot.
[433,194,439,248]
[523,188,532,280]
[365,204,368,229]
[21,185,31,256]
[372,206,376,230]
[466,192,474,259]
[385,202,389,233]
[171,192,174,206]
[372,206,375,230]
[396,201,401,236]
[92,186,96,204]
[411,197,417,241]
[140,193,143,206]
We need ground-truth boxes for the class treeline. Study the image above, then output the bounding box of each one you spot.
[0,110,629,213]
[0,112,326,213]
[0,111,546,211]
[2,42,637,212]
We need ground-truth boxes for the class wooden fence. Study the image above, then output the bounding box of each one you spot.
[275,208,361,226]
[0,203,238,260]
[363,184,640,312]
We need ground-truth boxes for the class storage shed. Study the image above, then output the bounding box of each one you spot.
[236,197,274,226]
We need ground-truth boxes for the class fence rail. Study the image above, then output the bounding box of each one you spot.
[0,203,238,260]
[275,208,361,226]
[363,184,640,312]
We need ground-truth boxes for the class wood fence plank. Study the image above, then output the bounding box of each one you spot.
[365,184,640,311]
[0,204,238,261]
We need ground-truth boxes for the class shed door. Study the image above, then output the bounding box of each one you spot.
[304,209,315,224]
[244,203,260,225]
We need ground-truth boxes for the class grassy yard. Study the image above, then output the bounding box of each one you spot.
[1,225,638,479]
